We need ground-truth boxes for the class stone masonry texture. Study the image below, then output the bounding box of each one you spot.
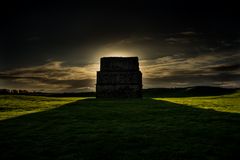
[96,57,142,98]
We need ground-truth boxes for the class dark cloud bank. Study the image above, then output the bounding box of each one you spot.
[1,1,240,92]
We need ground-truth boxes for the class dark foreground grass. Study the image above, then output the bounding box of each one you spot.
[0,96,240,160]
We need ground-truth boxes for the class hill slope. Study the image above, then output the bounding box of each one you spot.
[0,94,240,159]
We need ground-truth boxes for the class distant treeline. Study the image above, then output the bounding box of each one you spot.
[0,89,30,95]
[0,89,96,97]
[143,86,238,97]
[0,86,239,97]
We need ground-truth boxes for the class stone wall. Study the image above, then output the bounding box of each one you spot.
[96,57,142,98]
[100,57,139,71]
[97,71,142,84]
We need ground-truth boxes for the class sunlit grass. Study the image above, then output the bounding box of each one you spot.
[154,92,240,113]
[0,95,85,120]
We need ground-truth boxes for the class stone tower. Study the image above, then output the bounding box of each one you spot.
[96,57,142,98]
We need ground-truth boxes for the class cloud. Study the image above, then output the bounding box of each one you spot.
[1,52,240,92]
[0,61,98,92]
[104,36,154,47]
[163,31,197,44]
[209,64,240,72]
[165,37,189,44]
[140,52,240,88]
[178,31,196,36]
[1,61,98,80]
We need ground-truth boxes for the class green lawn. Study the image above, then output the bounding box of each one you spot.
[0,95,84,120]
[0,94,240,159]
[154,92,240,113]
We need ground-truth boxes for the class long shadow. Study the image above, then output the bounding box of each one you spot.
[0,98,240,160]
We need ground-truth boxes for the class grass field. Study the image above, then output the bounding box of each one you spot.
[0,95,84,120]
[0,94,240,159]
[155,92,240,113]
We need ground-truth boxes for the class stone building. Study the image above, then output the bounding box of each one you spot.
[96,57,142,98]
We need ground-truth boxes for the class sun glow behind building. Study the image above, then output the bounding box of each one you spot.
[1,1,240,92]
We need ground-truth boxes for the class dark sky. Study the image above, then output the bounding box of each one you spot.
[1,0,240,92]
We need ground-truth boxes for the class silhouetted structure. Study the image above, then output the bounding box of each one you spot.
[0,89,11,94]
[96,57,142,98]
